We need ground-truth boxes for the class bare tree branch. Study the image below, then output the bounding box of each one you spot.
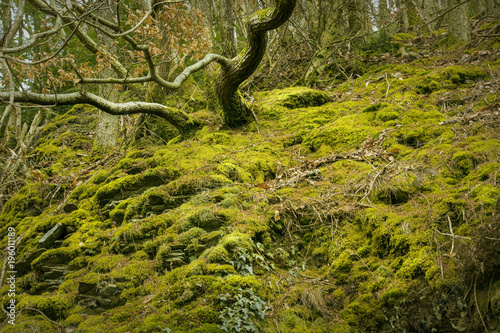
[78,53,229,88]
[0,90,199,135]
[3,0,26,47]
[1,17,65,54]
[1,19,82,65]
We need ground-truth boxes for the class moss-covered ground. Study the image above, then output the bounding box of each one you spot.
[1,50,499,332]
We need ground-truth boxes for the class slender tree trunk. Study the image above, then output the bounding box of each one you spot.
[347,0,363,36]
[447,0,471,43]
[485,0,500,14]
[192,0,218,111]
[96,2,119,147]
[379,0,390,30]
[220,0,238,58]
[421,0,441,24]
[215,0,297,128]
[0,0,24,141]
[304,4,339,84]
[192,0,216,46]
[398,0,410,32]
[0,0,33,209]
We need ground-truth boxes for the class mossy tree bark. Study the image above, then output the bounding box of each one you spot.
[215,0,297,128]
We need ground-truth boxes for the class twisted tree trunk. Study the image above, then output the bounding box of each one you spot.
[215,0,296,128]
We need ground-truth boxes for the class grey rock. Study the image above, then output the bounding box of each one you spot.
[63,203,78,213]
[16,248,46,275]
[78,281,97,294]
[38,223,65,248]
[42,267,70,280]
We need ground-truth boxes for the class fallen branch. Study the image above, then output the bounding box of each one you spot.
[271,130,392,190]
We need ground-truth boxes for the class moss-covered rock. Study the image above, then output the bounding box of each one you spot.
[261,87,331,109]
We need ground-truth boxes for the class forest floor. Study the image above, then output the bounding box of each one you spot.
[0,36,500,333]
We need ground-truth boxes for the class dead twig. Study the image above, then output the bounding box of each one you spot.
[474,278,490,333]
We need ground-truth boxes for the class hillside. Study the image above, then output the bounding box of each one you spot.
[1,48,500,332]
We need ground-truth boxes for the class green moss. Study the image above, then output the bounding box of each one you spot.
[440,65,485,84]
[304,114,381,152]
[6,46,500,333]
[68,256,88,269]
[470,184,500,208]
[415,76,440,94]
[203,245,230,264]
[0,315,58,332]
[260,87,331,110]
[115,222,142,241]
[332,251,353,273]
[393,33,416,40]
[1,184,47,219]
[342,295,383,329]
[182,207,226,231]
[91,169,109,184]
[221,232,254,253]
[394,126,444,148]
[380,287,406,307]
[64,313,86,328]
[94,167,179,205]
[155,243,173,270]
[178,227,207,244]
[374,265,393,278]
[89,254,127,273]
[225,275,263,290]
[206,263,237,276]
[114,260,155,286]
[376,109,399,122]
[201,132,232,145]
[18,294,72,320]
[32,247,80,271]
[363,103,387,113]
[396,247,435,279]
[216,161,254,183]
[452,151,478,177]
[276,308,315,332]
[476,162,499,181]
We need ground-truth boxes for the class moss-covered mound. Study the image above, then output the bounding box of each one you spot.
[1,56,499,333]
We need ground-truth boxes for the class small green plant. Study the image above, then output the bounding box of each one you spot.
[219,288,266,333]
[230,247,254,275]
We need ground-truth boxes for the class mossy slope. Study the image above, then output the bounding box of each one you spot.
[1,58,499,333]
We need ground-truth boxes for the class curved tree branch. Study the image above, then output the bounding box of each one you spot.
[1,17,64,54]
[3,0,26,47]
[0,91,199,136]
[77,53,229,88]
[2,19,82,65]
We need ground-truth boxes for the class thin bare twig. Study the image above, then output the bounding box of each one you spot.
[474,278,490,333]
[20,307,67,332]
